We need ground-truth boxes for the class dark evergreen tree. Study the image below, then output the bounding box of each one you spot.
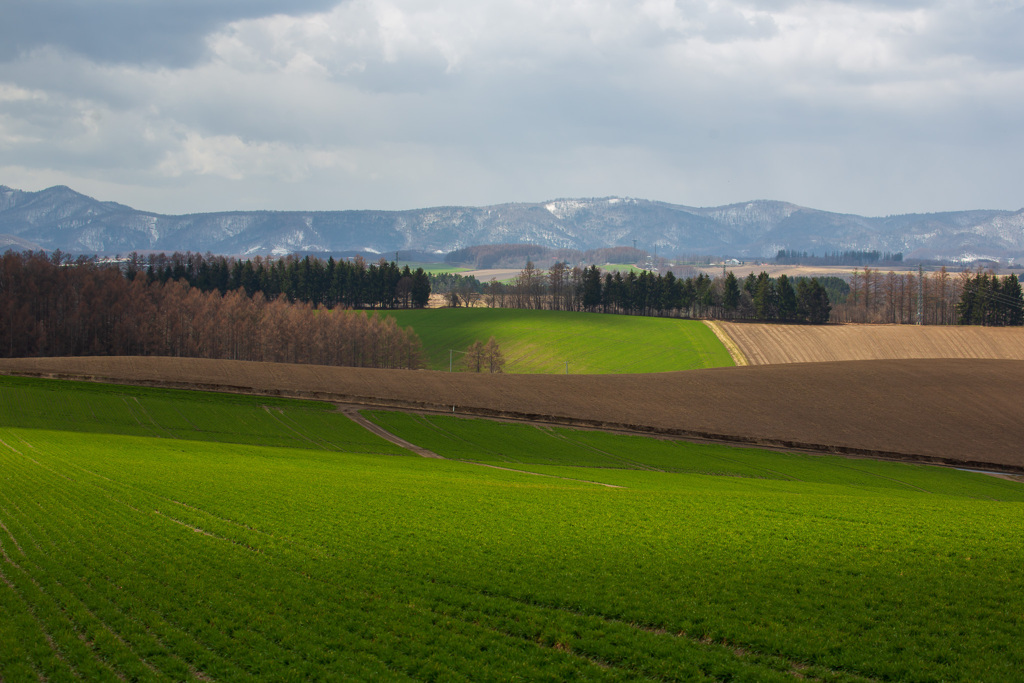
[581,265,603,311]
[722,271,740,314]
[797,278,831,324]
[776,274,797,321]
[679,277,695,314]
[753,272,776,320]
[659,271,677,313]
[743,273,758,296]
[694,273,714,316]
[1002,274,1024,326]
[957,272,987,325]
[411,268,431,308]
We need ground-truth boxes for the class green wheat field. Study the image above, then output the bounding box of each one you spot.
[385,308,734,373]
[1,376,1022,681]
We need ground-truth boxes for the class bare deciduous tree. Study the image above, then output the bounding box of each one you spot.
[484,337,505,373]
[462,340,484,372]
[0,252,426,370]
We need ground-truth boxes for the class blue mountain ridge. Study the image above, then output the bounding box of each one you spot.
[2,184,1022,261]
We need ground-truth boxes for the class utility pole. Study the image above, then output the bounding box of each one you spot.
[449,348,469,372]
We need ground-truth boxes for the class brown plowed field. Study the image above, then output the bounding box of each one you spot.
[718,322,1024,365]
[3,355,1024,472]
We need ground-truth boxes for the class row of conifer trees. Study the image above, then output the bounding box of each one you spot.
[131,251,432,310]
[955,271,1024,326]
[476,263,832,323]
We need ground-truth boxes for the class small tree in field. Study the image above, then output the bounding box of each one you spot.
[463,337,504,372]
[484,336,505,373]
[462,340,484,372]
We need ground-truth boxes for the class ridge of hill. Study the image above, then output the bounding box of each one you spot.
[2,184,1023,260]
[2,355,1022,471]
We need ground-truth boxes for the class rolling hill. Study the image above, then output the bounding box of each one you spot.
[385,308,733,373]
[3,355,1023,471]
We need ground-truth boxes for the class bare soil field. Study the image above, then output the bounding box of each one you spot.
[718,322,1024,365]
[460,268,521,282]
[4,355,1024,472]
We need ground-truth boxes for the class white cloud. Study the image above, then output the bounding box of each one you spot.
[0,83,47,103]
[0,0,1022,215]
[156,132,355,181]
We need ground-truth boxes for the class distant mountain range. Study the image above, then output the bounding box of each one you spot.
[2,184,1023,262]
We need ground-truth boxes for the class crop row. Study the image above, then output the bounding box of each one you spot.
[0,427,853,681]
[5,422,1024,680]
[1,377,1023,680]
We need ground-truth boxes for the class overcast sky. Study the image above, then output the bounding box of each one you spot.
[1,0,1022,216]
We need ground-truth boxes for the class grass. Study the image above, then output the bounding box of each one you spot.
[1,375,1022,682]
[0,375,408,455]
[398,261,469,274]
[363,411,1024,495]
[600,263,649,274]
[386,307,734,373]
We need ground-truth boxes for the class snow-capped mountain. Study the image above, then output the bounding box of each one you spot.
[2,184,1022,261]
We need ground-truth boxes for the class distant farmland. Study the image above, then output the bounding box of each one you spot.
[718,321,1024,365]
[385,308,734,373]
[1,376,1023,681]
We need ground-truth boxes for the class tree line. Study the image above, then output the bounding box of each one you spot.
[476,260,1024,327]
[955,271,1024,326]
[476,262,832,323]
[0,251,424,368]
[776,249,903,266]
[135,251,431,309]
[833,266,1024,326]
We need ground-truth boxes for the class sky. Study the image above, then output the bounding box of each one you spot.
[1,0,1022,217]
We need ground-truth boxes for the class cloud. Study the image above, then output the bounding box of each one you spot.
[1,0,1023,216]
[0,0,340,66]
[156,132,355,181]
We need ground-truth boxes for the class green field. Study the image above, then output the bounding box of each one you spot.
[0,375,408,455]
[362,411,1024,493]
[386,308,734,373]
[398,262,469,275]
[1,376,1023,682]
[600,263,649,274]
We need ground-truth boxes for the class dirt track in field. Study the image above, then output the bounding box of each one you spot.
[3,355,1024,472]
[339,408,443,459]
[718,322,1024,365]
